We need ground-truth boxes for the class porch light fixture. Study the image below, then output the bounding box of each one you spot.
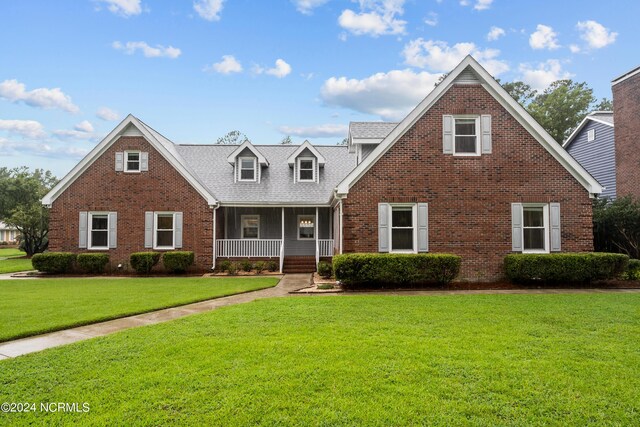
[300,220,314,227]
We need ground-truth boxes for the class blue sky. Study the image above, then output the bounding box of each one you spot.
[0,0,636,177]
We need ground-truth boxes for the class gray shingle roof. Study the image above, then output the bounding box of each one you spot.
[176,144,357,205]
[349,122,398,139]
[590,112,614,125]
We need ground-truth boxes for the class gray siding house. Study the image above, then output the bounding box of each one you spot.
[564,112,616,199]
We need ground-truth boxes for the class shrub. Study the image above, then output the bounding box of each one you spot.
[227,262,239,276]
[267,260,278,272]
[0,241,7,246]
[623,258,640,280]
[217,260,231,273]
[317,261,333,279]
[31,252,76,274]
[504,253,629,283]
[77,253,109,274]
[130,252,161,274]
[163,251,195,274]
[240,260,253,272]
[333,253,461,288]
[254,261,266,273]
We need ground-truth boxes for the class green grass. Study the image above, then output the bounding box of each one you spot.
[0,248,26,258]
[0,258,33,274]
[1,293,639,426]
[0,277,279,342]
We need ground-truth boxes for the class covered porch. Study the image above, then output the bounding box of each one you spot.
[215,206,335,272]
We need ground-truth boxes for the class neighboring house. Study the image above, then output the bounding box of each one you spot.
[563,112,616,199]
[43,56,601,281]
[0,221,18,244]
[612,65,640,199]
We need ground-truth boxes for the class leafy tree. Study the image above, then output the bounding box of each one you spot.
[501,81,537,106]
[337,137,348,146]
[593,196,640,258]
[280,135,293,145]
[526,80,595,144]
[215,130,250,145]
[594,98,613,111]
[0,167,58,256]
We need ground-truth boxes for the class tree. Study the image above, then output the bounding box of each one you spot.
[337,137,348,146]
[280,135,293,145]
[526,80,595,144]
[215,130,250,145]
[594,98,613,111]
[593,196,640,258]
[0,167,58,256]
[501,81,537,106]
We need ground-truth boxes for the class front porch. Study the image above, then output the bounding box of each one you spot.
[215,206,336,272]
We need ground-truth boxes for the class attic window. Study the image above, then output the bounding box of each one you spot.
[454,117,480,156]
[298,157,315,182]
[125,151,141,172]
[239,157,256,181]
[587,129,596,142]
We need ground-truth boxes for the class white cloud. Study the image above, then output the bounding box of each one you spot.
[112,41,181,59]
[204,55,243,74]
[53,121,97,140]
[321,69,441,120]
[74,120,94,133]
[0,79,79,113]
[97,0,142,17]
[519,60,573,91]
[278,124,349,138]
[424,12,438,27]
[0,138,90,159]
[487,26,505,41]
[0,119,46,139]
[193,0,225,21]
[402,39,509,76]
[460,0,493,10]
[338,0,407,37]
[529,24,560,50]
[576,20,617,49]
[96,107,120,121]
[265,59,292,78]
[292,0,329,14]
[569,44,581,53]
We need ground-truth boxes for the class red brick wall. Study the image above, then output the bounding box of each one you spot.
[613,72,640,198]
[49,136,214,272]
[341,84,594,281]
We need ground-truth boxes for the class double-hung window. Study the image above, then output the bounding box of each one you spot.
[125,151,141,172]
[239,157,256,181]
[298,215,315,240]
[454,117,480,156]
[522,204,549,253]
[298,158,315,182]
[88,213,109,249]
[391,206,414,252]
[155,213,175,249]
[241,215,260,239]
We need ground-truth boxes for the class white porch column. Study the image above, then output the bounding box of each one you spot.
[280,207,285,273]
[212,206,217,270]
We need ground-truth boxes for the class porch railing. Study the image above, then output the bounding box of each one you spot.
[216,239,282,258]
[318,239,334,257]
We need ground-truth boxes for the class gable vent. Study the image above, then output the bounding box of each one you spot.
[454,66,480,85]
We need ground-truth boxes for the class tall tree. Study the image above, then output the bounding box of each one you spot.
[501,81,537,106]
[215,130,250,145]
[526,80,595,144]
[594,98,613,111]
[0,167,58,256]
[280,135,293,145]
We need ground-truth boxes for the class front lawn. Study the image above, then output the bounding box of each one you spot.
[0,257,33,274]
[0,277,279,342]
[0,248,26,258]
[1,293,639,425]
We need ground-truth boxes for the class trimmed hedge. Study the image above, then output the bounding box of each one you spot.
[130,252,161,274]
[317,261,332,279]
[77,253,109,274]
[333,253,461,288]
[624,259,640,280]
[504,253,629,283]
[162,251,194,274]
[32,252,76,274]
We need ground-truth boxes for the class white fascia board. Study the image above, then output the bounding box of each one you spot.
[563,115,614,149]
[612,66,640,86]
[336,55,602,196]
[226,141,269,166]
[351,138,384,145]
[42,115,218,207]
[286,140,326,165]
[220,202,331,207]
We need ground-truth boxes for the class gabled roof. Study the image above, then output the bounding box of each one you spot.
[226,140,269,166]
[349,122,399,140]
[563,111,614,149]
[335,55,603,197]
[42,115,218,207]
[286,140,326,166]
[612,65,640,86]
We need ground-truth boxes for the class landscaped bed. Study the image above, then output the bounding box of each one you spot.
[1,293,639,425]
[0,277,279,342]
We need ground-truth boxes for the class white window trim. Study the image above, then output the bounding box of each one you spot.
[124,150,141,173]
[453,116,481,157]
[389,204,417,253]
[238,157,257,182]
[154,212,175,250]
[297,157,316,182]
[88,212,110,250]
[297,214,316,241]
[241,215,260,239]
[521,203,550,254]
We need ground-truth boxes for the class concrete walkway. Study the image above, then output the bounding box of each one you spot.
[0,273,312,359]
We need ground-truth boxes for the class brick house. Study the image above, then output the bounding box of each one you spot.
[612,65,640,199]
[43,56,601,280]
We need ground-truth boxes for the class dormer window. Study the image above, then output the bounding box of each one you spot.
[239,157,256,181]
[298,158,315,182]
